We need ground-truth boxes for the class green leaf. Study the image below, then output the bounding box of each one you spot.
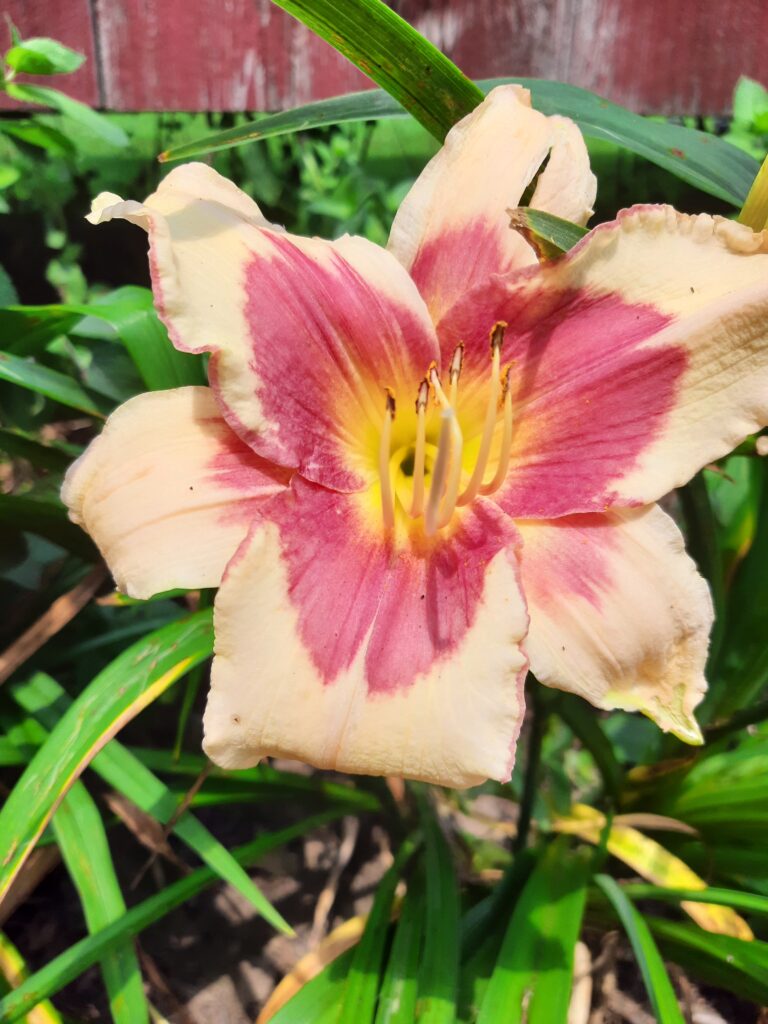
[269,951,355,1024]
[595,874,685,1023]
[0,349,104,416]
[5,83,128,147]
[0,427,78,471]
[338,836,419,1024]
[159,79,757,207]
[0,307,81,357]
[375,883,424,1024]
[648,917,768,1005]
[90,287,205,390]
[417,793,459,1023]
[0,264,18,306]
[621,882,768,916]
[477,838,590,1024]
[0,611,213,905]
[0,492,97,558]
[0,118,75,156]
[0,814,342,1024]
[0,932,63,1022]
[270,0,482,143]
[52,783,149,1024]
[5,38,85,76]
[11,672,291,933]
[507,207,588,259]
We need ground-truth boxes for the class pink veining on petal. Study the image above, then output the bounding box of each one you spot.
[237,234,439,489]
[204,422,290,528]
[441,281,686,518]
[518,513,615,612]
[265,478,521,694]
[409,222,531,326]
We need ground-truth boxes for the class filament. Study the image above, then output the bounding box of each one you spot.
[480,369,514,495]
[458,322,506,506]
[425,410,453,537]
[409,378,429,518]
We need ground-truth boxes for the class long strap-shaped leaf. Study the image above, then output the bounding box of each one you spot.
[0,813,343,1024]
[159,80,758,209]
[270,0,482,141]
[0,613,212,907]
[10,672,291,933]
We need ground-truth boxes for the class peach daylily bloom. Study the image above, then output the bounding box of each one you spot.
[64,86,768,787]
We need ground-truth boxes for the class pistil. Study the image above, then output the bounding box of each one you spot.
[458,322,506,506]
[425,409,454,537]
[378,389,396,531]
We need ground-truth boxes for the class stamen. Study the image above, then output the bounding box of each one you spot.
[458,321,507,506]
[379,389,396,531]
[448,342,464,407]
[409,377,430,518]
[481,366,514,495]
[425,410,453,537]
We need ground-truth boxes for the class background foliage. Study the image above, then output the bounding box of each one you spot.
[1,15,768,1024]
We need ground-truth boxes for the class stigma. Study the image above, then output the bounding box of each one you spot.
[378,323,514,537]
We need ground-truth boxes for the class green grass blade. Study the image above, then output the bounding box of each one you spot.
[52,783,149,1024]
[0,349,104,416]
[477,838,589,1024]
[374,882,424,1024]
[159,79,757,207]
[269,950,355,1024]
[595,874,685,1023]
[647,917,768,1005]
[0,813,341,1024]
[417,794,459,1023]
[621,883,768,916]
[269,0,482,142]
[338,836,419,1024]
[11,672,291,934]
[0,932,63,1023]
[0,610,213,905]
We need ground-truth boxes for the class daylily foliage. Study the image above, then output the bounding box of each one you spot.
[64,86,768,787]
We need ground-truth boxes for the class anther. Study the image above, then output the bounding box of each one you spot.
[448,342,464,406]
[490,321,507,352]
[409,378,430,518]
[378,388,396,531]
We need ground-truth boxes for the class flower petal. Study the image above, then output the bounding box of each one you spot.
[62,387,288,598]
[442,205,768,517]
[88,164,439,493]
[203,480,528,788]
[517,504,713,742]
[388,85,595,325]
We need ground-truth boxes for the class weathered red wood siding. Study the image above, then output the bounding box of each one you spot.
[3,0,767,114]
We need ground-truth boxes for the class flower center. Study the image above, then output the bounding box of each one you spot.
[378,322,514,536]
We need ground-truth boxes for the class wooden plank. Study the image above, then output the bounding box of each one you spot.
[0,0,99,108]
[95,0,369,111]
[6,0,768,114]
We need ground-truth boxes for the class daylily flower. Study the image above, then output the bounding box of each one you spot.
[63,86,768,788]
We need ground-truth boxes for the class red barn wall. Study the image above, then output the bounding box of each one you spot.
[3,0,766,114]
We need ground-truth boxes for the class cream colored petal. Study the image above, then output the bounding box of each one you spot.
[62,387,287,599]
[87,163,439,493]
[203,520,529,789]
[518,505,713,742]
[387,85,596,323]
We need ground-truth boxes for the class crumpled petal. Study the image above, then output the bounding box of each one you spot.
[388,85,595,326]
[203,479,529,788]
[62,387,287,598]
[440,205,768,518]
[88,163,439,493]
[517,504,713,742]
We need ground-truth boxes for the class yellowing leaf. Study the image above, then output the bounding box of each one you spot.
[0,932,63,1024]
[554,804,754,940]
[739,152,768,231]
